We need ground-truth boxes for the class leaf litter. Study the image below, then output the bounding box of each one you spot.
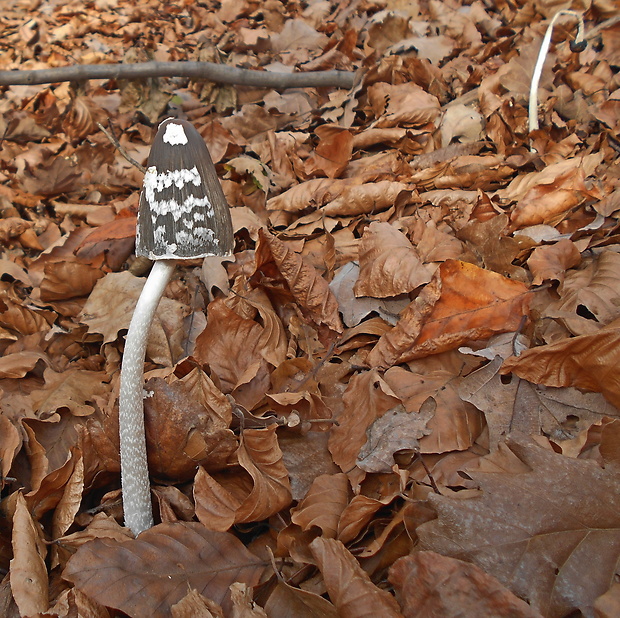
[0,0,619,617]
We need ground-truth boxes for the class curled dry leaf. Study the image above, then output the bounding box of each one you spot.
[322,180,408,216]
[194,425,292,528]
[290,473,351,538]
[143,373,237,481]
[40,261,104,302]
[256,228,343,333]
[63,522,267,618]
[356,405,431,473]
[369,260,532,368]
[384,365,484,454]
[306,124,353,178]
[310,537,403,618]
[194,299,270,410]
[501,328,620,409]
[389,551,541,618]
[367,82,441,128]
[545,250,620,336]
[264,579,339,618]
[354,222,434,298]
[417,435,620,618]
[328,370,401,485]
[171,589,224,618]
[527,238,581,286]
[10,493,49,616]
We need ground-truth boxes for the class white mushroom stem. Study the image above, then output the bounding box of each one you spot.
[528,10,586,139]
[119,259,176,536]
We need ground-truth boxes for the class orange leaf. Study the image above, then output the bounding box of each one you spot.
[368,260,532,367]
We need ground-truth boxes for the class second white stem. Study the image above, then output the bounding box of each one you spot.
[118,259,176,536]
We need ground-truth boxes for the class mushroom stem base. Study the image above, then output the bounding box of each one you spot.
[119,259,176,536]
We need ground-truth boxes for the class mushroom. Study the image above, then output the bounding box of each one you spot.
[119,118,234,535]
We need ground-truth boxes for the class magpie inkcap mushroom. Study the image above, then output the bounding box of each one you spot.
[119,117,234,536]
[137,117,234,260]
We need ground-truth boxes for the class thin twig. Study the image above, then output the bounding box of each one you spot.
[0,61,358,89]
[97,121,146,173]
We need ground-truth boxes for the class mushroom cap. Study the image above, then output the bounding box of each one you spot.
[136,118,234,260]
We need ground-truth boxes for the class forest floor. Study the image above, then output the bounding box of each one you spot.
[0,0,619,616]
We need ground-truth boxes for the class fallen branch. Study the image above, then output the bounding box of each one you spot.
[0,61,357,89]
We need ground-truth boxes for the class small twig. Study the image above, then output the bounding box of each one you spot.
[414,451,441,495]
[529,10,586,138]
[0,61,357,89]
[97,121,146,173]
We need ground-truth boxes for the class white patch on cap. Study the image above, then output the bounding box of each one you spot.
[162,122,188,145]
[143,166,214,217]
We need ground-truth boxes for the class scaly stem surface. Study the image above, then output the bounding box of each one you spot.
[119,259,175,535]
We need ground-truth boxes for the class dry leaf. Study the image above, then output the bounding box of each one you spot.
[354,222,434,298]
[417,435,620,617]
[310,537,403,617]
[63,522,267,617]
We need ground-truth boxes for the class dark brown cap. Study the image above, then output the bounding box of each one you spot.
[136,118,234,260]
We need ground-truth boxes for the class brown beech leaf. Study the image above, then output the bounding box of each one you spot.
[171,589,224,618]
[143,373,237,481]
[194,298,268,408]
[81,271,185,365]
[384,364,484,454]
[501,328,620,409]
[29,367,108,417]
[256,229,343,333]
[0,350,48,379]
[545,250,620,336]
[310,537,403,617]
[321,180,408,216]
[63,522,267,618]
[367,82,441,128]
[234,425,293,523]
[195,425,292,528]
[328,369,402,486]
[369,260,532,368]
[264,579,339,618]
[10,493,49,616]
[527,239,581,286]
[306,124,353,178]
[0,413,21,486]
[356,405,431,472]
[290,473,351,538]
[389,551,541,618]
[40,260,104,301]
[266,178,340,212]
[417,435,620,618]
[354,222,434,298]
[194,466,243,531]
[509,168,587,229]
